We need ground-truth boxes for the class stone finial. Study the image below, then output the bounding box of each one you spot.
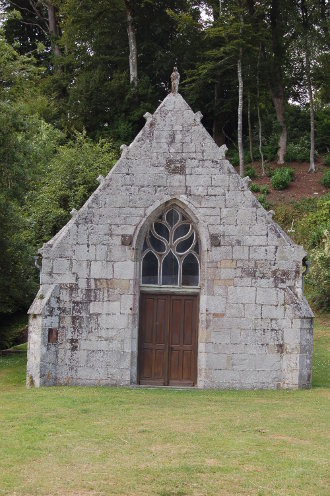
[195,111,203,122]
[143,112,152,123]
[219,144,228,158]
[241,176,251,190]
[70,208,78,217]
[120,144,128,157]
[97,175,105,184]
[171,66,180,94]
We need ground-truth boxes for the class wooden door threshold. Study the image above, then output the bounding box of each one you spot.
[131,385,197,390]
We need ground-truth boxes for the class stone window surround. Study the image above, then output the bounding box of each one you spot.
[140,206,200,288]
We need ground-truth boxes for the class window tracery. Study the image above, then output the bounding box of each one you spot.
[141,207,200,287]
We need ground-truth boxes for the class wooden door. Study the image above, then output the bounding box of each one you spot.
[138,293,198,386]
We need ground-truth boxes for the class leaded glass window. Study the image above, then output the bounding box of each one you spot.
[141,207,200,287]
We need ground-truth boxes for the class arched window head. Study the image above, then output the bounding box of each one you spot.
[141,207,200,287]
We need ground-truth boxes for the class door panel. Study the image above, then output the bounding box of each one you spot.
[168,295,197,386]
[138,293,198,386]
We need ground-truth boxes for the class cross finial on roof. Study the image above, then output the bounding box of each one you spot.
[171,66,180,94]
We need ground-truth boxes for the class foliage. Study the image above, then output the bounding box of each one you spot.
[274,194,330,250]
[260,184,269,195]
[24,133,118,247]
[321,170,330,188]
[257,193,270,210]
[324,153,330,166]
[295,196,330,250]
[0,313,27,350]
[270,167,295,190]
[244,166,257,179]
[305,231,330,311]
[249,182,260,192]
[0,102,62,315]
[285,137,312,162]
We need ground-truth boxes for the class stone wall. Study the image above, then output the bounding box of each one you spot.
[27,93,313,389]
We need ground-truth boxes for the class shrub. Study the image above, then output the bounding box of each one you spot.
[324,153,330,166]
[270,167,295,190]
[265,165,274,177]
[245,166,257,179]
[250,183,260,192]
[257,194,270,210]
[228,150,255,167]
[295,196,330,249]
[260,185,269,195]
[285,138,311,162]
[305,230,330,311]
[321,170,330,188]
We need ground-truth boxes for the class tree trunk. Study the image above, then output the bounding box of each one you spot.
[257,45,265,175]
[300,0,315,173]
[125,1,138,84]
[306,51,315,172]
[46,3,61,57]
[237,47,244,177]
[270,0,287,164]
[213,119,225,146]
[271,86,287,164]
[248,91,254,164]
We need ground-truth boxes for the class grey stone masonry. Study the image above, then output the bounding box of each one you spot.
[27,92,314,389]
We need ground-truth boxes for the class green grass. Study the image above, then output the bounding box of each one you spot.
[0,317,329,496]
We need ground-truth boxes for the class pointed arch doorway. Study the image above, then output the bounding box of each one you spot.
[138,206,199,386]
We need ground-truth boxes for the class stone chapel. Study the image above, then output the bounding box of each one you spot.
[27,72,314,389]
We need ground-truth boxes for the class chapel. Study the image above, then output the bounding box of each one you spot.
[27,71,313,389]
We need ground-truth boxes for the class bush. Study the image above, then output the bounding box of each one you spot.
[270,167,295,190]
[321,170,330,188]
[250,183,260,192]
[228,149,253,167]
[0,313,28,350]
[265,165,275,177]
[244,166,257,179]
[285,137,311,162]
[260,185,269,195]
[305,230,330,311]
[257,194,270,210]
[323,153,330,166]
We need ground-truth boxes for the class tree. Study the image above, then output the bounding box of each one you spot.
[125,0,138,83]
[2,1,62,59]
[268,0,288,164]
[24,133,117,247]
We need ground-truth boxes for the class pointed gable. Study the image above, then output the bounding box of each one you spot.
[28,87,313,390]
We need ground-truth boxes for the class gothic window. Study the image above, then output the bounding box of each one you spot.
[141,207,200,287]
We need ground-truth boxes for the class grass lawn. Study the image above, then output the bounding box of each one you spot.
[0,316,329,496]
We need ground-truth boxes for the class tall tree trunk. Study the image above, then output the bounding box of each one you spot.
[301,0,315,172]
[238,47,244,177]
[125,1,138,84]
[257,45,265,175]
[247,91,254,164]
[46,2,61,57]
[270,0,287,164]
[271,85,287,164]
[306,51,315,172]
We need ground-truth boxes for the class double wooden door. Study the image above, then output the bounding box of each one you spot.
[138,293,198,386]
